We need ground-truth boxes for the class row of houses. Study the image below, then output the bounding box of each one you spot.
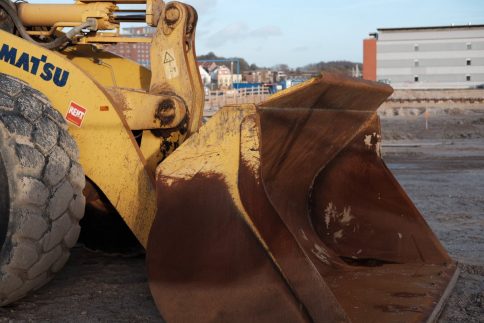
[198,64,241,89]
[198,62,288,89]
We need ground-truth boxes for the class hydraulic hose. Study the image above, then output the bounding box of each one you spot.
[0,0,95,50]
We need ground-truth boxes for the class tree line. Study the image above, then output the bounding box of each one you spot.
[197,52,361,76]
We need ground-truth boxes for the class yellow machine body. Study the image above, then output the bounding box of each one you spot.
[0,31,157,246]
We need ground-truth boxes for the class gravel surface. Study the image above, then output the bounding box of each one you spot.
[0,105,483,322]
[380,104,484,323]
[383,141,484,323]
[0,249,160,322]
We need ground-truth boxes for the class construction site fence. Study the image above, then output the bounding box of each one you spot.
[383,89,484,106]
[204,86,271,110]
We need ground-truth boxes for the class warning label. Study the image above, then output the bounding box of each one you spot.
[65,101,87,128]
[164,51,175,63]
[162,49,179,80]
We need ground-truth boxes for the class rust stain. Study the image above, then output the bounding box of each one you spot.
[392,292,427,298]
[375,304,424,313]
[147,173,311,323]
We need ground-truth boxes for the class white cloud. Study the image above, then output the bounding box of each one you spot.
[292,46,309,52]
[205,22,282,47]
[250,26,283,38]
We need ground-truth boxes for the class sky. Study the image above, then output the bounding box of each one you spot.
[29,0,484,68]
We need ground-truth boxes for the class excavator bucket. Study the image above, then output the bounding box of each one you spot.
[146,73,458,322]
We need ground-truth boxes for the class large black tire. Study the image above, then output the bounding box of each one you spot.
[0,73,85,305]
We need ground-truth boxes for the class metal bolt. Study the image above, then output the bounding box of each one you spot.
[156,99,176,124]
[165,7,180,25]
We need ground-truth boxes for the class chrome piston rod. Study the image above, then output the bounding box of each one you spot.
[111,10,146,23]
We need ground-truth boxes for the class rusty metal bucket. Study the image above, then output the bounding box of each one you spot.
[146,74,458,322]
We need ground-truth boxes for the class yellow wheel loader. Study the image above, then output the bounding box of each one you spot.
[0,0,458,321]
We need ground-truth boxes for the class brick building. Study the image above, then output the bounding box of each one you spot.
[104,27,155,67]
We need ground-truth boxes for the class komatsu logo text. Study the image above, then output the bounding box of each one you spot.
[0,43,69,87]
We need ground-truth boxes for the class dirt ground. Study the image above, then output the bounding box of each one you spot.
[0,105,483,322]
[380,105,484,323]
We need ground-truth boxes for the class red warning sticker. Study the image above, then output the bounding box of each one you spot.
[65,101,86,127]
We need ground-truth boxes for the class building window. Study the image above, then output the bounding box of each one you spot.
[414,75,419,82]
[467,42,472,50]
[414,44,419,51]
[414,60,419,67]
[466,59,471,66]
[466,75,471,81]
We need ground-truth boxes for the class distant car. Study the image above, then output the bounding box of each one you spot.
[378,79,392,85]
[475,84,484,89]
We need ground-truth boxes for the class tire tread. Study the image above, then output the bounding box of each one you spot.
[0,73,85,305]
